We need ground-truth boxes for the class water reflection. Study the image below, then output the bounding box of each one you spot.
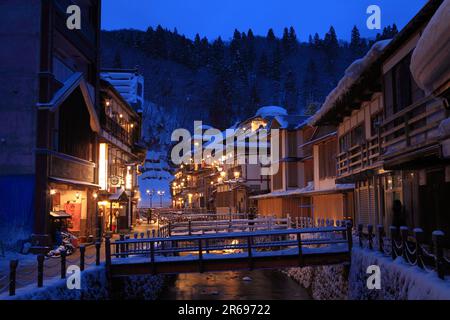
[159,270,311,300]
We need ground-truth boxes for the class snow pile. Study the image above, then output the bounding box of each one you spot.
[349,247,450,300]
[1,263,167,300]
[311,39,391,125]
[1,265,109,300]
[255,106,288,118]
[139,150,173,208]
[410,0,450,95]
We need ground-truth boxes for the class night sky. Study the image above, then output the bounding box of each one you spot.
[101,0,428,41]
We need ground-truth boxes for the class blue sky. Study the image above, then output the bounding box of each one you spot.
[102,0,428,41]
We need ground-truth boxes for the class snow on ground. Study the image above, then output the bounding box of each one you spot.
[349,247,450,300]
[139,150,173,208]
[311,39,391,125]
[287,246,450,300]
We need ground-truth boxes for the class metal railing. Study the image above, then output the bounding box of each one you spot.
[2,241,102,297]
[357,224,450,280]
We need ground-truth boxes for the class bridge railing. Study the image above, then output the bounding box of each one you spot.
[105,223,353,273]
[168,217,290,236]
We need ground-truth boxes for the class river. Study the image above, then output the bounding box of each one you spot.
[159,270,311,300]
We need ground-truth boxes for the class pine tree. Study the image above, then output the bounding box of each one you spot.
[257,52,270,77]
[323,26,339,52]
[270,45,282,81]
[267,28,276,42]
[211,37,225,73]
[313,33,321,48]
[230,29,242,55]
[283,70,298,114]
[289,26,298,52]
[113,50,123,68]
[282,27,290,52]
[247,29,255,41]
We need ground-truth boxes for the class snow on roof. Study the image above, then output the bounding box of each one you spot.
[274,115,310,130]
[255,106,288,118]
[411,0,450,95]
[311,39,391,126]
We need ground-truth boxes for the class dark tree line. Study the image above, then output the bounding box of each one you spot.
[104,24,398,129]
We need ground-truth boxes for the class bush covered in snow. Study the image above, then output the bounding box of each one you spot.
[286,264,349,300]
[2,264,167,300]
[349,248,450,300]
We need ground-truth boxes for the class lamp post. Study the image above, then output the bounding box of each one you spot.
[157,190,165,208]
[146,189,155,209]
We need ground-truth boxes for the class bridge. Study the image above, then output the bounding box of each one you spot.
[105,223,353,277]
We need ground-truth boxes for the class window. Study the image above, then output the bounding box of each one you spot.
[384,53,424,117]
[339,132,351,153]
[319,140,337,179]
[370,113,383,137]
[351,125,365,146]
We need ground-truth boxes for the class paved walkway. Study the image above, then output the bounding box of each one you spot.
[0,220,161,296]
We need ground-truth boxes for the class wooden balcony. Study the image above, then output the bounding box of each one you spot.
[337,136,381,179]
[380,96,448,167]
[102,116,134,147]
[38,149,96,185]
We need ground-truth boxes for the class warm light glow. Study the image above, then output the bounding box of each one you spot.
[234,171,240,179]
[93,192,98,199]
[75,192,80,200]
[220,171,226,178]
[125,166,132,190]
[50,189,57,195]
[99,143,108,190]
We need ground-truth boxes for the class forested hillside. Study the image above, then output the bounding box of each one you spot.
[101,25,398,149]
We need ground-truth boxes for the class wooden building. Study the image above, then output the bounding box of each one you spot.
[252,116,313,218]
[0,0,102,247]
[312,0,449,234]
[97,79,146,234]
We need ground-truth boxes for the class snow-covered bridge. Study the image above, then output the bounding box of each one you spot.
[105,224,353,276]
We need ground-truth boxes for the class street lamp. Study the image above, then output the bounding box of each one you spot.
[157,190,165,208]
[146,189,155,208]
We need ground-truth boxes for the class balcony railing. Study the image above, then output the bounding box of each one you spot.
[102,116,134,147]
[380,96,447,159]
[37,149,96,184]
[337,136,381,178]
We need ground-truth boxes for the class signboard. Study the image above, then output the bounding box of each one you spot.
[64,203,81,232]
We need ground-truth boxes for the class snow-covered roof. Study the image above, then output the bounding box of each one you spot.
[411,0,450,95]
[255,106,288,118]
[274,115,310,130]
[250,183,355,200]
[311,39,391,126]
